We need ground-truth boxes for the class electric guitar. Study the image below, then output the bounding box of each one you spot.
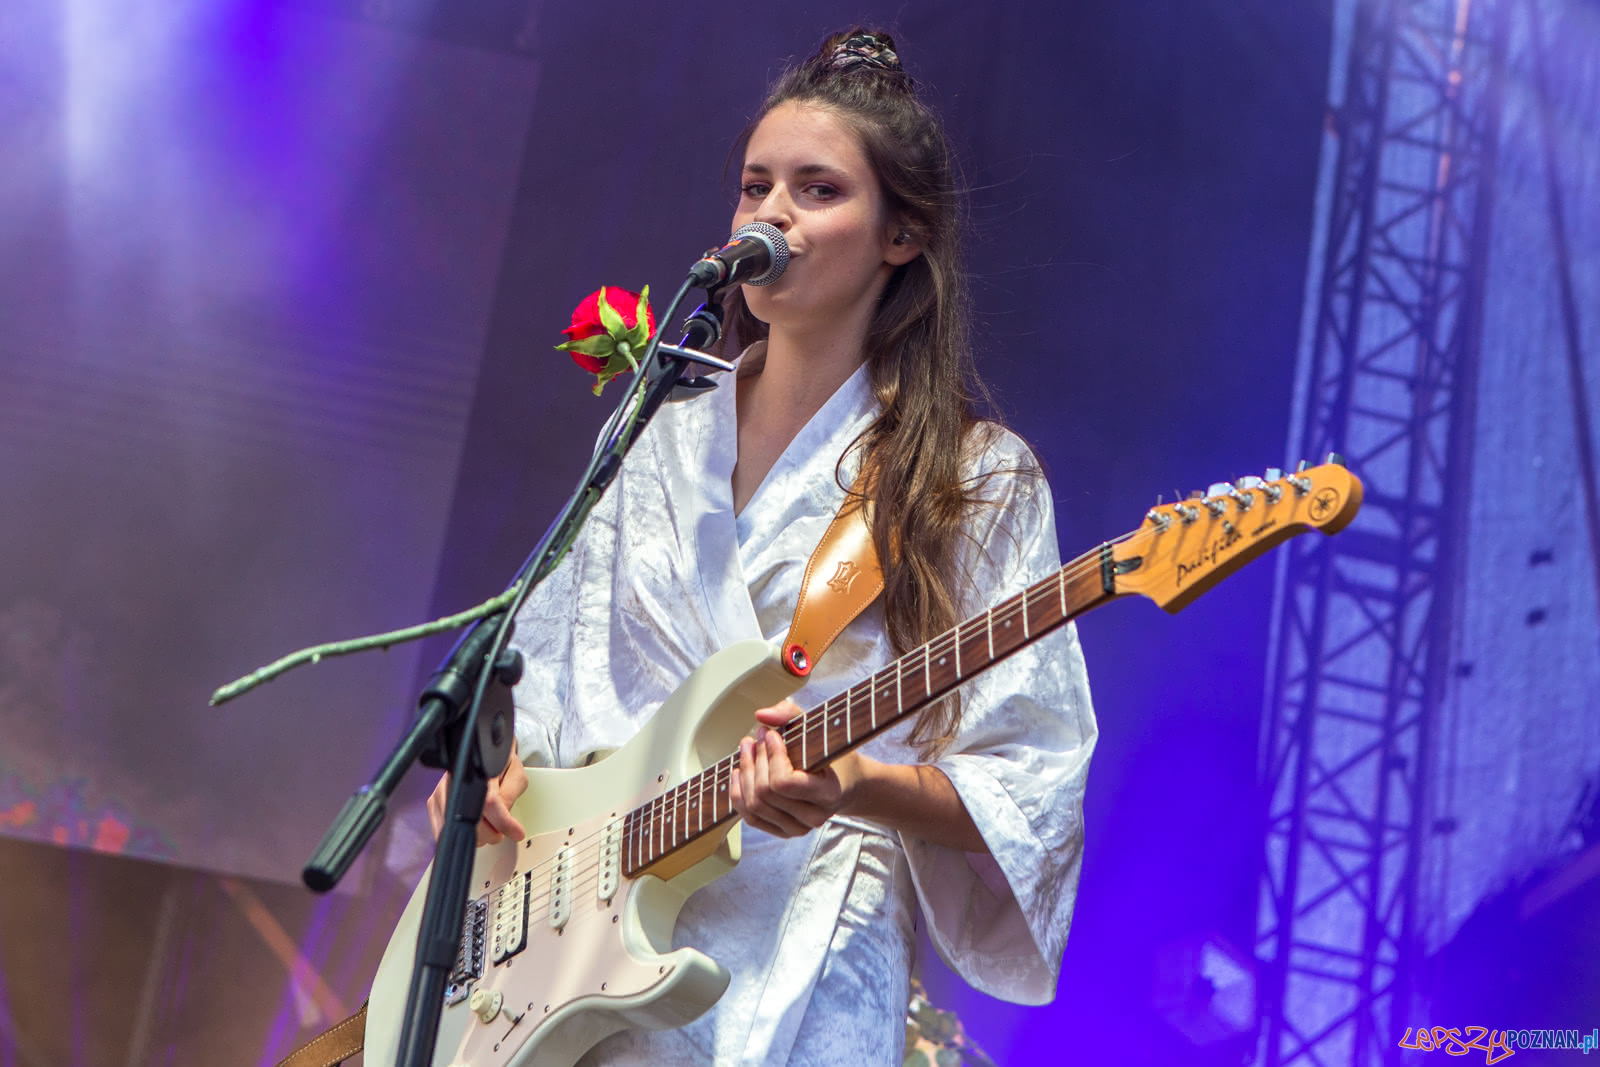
[366,461,1363,1066]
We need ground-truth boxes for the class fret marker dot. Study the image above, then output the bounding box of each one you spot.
[939,657,947,665]
[832,717,841,727]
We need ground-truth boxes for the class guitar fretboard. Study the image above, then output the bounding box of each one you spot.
[619,542,1115,877]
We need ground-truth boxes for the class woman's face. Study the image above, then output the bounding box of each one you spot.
[732,101,917,332]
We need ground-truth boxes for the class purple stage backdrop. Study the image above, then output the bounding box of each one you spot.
[0,0,539,885]
[1,0,1596,1064]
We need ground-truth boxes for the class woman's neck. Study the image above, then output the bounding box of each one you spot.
[742,326,866,426]
[730,324,868,516]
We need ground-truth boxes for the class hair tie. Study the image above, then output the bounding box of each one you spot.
[827,32,901,73]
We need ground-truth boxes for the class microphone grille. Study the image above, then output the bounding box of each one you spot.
[731,221,790,286]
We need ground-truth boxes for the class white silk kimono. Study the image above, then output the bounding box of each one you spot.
[507,345,1097,1065]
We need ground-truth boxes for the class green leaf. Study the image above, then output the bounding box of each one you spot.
[902,1051,931,1067]
[557,334,615,358]
[635,286,652,333]
[601,351,635,378]
[596,287,627,337]
[934,1050,961,1067]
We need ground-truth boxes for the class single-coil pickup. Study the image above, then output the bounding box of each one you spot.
[490,869,533,964]
[548,846,573,931]
[597,819,623,903]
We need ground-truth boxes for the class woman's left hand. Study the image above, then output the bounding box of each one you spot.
[730,699,867,837]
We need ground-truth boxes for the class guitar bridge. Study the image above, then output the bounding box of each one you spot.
[443,894,489,1005]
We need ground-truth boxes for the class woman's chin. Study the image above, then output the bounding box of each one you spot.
[741,288,794,327]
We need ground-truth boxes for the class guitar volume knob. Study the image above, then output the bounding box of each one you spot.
[469,987,504,1023]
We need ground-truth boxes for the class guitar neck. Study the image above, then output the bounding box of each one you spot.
[617,461,1362,880]
[621,541,1122,877]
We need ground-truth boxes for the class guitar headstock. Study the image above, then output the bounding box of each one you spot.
[1111,460,1363,613]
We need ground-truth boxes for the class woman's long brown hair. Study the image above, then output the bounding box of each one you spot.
[726,28,1039,759]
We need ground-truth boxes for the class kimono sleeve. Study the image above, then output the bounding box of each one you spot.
[899,437,1098,1004]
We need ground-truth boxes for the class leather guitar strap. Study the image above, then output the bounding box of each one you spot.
[274,492,882,1067]
[779,489,885,679]
[273,1000,366,1067]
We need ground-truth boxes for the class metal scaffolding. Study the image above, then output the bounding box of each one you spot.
[1255,0,1511,1063]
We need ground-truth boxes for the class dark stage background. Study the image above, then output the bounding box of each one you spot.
[7,0,1593,1064]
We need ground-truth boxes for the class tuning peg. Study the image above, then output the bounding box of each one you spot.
[1296,459,1310,473]
[1145,507,1172,530]
[1227,484,1254,510]
[1264,467,1283,482]
[1326,451,1346,467]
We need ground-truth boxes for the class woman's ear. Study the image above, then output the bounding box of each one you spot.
[885,223,923,266]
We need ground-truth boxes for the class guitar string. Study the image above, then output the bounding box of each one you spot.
[470,482,1307,932]
[466,510,1194,911]
[460,483,1312,934]
[464,516,1177,911]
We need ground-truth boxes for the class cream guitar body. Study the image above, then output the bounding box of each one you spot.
[365,639,800,1067]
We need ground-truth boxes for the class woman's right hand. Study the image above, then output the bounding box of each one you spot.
[427,743,528,846]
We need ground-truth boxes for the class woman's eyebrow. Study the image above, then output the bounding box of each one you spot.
[741,162,850,180]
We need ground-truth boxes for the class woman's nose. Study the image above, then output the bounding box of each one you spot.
[754,187,792,231]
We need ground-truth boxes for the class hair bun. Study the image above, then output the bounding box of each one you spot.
[826,30,902,74]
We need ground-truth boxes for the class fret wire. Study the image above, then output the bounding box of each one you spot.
[898,652,909,707]
[954,620,962,678]
[635,805,645,851]
[662,789,673,853]
[718,757,729,822]
[710,761,721,825]
[1057,568,1067,620]
[1022,585,1031,639]
[986,608,994,662]
[633,802,646,867]
[870,668,878,731]
[844,686,853,747]
[666,786,677,850]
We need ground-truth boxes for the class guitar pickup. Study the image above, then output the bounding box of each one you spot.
[491,869,534,964]
[548,847,573,931]
[598,818,623,903]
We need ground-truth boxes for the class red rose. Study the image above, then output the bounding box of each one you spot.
[562,287,655,373]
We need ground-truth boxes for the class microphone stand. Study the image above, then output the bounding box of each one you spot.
[298,280,733,1067]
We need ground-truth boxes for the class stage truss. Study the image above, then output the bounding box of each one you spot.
[1255,0,1511,1063]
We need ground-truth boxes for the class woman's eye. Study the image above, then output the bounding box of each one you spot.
[806,184,839,200]
[740,182,770,199]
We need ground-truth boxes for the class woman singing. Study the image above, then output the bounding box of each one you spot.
[429,27,1097,1064]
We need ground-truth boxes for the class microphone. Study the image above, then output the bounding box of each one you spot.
[688,222,790,288]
